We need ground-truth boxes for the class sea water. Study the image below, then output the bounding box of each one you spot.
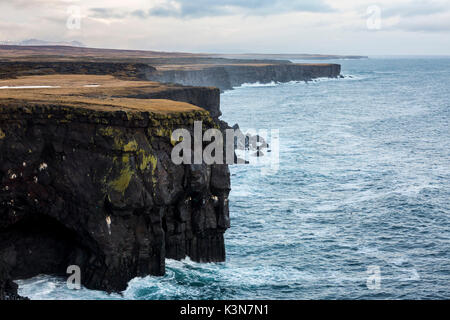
[17,57,450,299]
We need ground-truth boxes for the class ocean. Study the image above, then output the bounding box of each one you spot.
[17,57,450,300]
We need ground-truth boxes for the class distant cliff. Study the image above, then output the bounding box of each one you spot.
[147,64,341,91]
[0,61,341,92]
[0,61,155,80]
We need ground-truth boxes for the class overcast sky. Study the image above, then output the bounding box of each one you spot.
[1,0,449,55]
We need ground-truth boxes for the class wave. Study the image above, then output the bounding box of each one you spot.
[238,81,279,88]
[16,275,122,300]
[233,75,364,89]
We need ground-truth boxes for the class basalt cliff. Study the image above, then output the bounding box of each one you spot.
[147,63,341,91]
[0,60,341,92]
[0,51,341,299]
[0,76,230,299]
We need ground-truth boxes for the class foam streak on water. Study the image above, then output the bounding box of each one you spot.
[18,58,450,300]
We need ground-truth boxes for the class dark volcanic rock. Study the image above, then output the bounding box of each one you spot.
[124,85,222,120]
[147,63,341,91]
[0,104,230,294]
[0,260,26,300]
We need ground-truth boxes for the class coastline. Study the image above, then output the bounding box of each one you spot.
[0,46,342,299]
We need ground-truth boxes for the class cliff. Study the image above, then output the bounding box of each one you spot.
[0,76,230,297]
[0,61,156,80]
[0,56,342,298]
[0,260,23,300]
[0,74,221,120]
[0,59,341,93]
[147,63,341,91]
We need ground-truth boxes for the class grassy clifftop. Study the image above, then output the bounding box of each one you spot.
[0,75,212,118]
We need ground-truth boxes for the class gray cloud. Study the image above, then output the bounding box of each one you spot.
[3,0,450,54]
[393,17,450,33]
[147,0,333,18]
[130,9,147,19]
[3,0,63,8]
[90,8,129,19]
[88,0,333,20]
[382,0,450,18]
[372,1,450,33]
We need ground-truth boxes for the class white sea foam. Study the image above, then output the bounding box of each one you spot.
[233,75,364,89]
[239,81,279,88]
[16,275,122,300]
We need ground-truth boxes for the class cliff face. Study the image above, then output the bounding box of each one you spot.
[147,64,341,91]
[0,99,230,295]
[0,61,156,80]
[125,86,222,120]
[0,260,23,300]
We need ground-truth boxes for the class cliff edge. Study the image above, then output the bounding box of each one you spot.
[0,76,230,297]
[147,63,341,91]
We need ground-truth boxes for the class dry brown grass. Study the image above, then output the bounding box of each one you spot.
[0,74,163,89]
[0,45,202,60]
[0,74,201,114]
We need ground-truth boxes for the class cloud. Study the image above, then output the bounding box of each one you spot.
[147,0,333,18]
[3,0,64,8]
[130,9,147,19]
[87,0,333,20]
[90,8,128,19]
[382,0,450,18]
[391,12,450,32]
[362,0,450,33]
[2,0,450,54]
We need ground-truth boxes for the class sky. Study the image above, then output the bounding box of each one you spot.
[0,0,449,55]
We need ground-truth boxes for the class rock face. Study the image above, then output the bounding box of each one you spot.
[0,61,156,80]
[127,85,222,120]
[147,64,341,91]
[0,102,230,294]
[0,260,24,300]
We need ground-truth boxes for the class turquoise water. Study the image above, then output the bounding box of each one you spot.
[18,58,450,299]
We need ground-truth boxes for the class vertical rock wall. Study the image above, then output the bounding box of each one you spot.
[147,64,342,91]
[0,105,230,293]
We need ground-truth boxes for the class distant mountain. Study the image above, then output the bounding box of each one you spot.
[0,39,85,47]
